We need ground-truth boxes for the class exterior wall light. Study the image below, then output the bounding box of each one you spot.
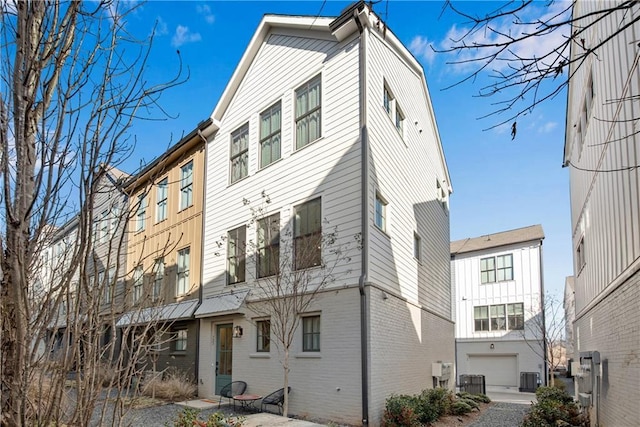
[233,325,243,338]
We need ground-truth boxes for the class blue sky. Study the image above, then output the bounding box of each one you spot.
[119,1,572,298]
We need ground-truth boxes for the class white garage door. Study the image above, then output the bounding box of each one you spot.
[468,355,518,387]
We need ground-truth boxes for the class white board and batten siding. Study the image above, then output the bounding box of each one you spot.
[452,241,543,341]
[202,30,363,298]
[565,1,640,313]
[365,30,451,319]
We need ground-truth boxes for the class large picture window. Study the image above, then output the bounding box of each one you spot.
[293,198,322,270]
[257,213,280,278]
[227,226,246,284]
[295,75,321,149]
[230,123,249,183]
[260,102,281,168]
[475,303,524,332]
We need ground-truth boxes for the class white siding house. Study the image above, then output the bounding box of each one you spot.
[562,2,640,425]
[195,3,453,425]
[451,225,545,391]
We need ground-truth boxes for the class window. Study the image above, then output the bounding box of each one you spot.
[295,75,321,149]
[99,210,109,243]
[230,123,249,184]
[507,303,524,330]
[374,193,387,232]
[176,247,190,296]
[414,233,421,261]
[227,226,246,284]
[110,206,120,239]
[480,254,513,283]
[302,315,320,352]
[294,198,322,270]
[102,267,115,304]
[474,306,489,331]
[174,329,187,351]
[490,304,506,330]
[257,213,280,278]
[576,236,585,273]
[260,102,281,168]
[180,161,193,210]
[256,320,270,352]
[153,258,164,301]
[136,194,146,232]
[133,265,143,304]
[475,303,524,332]
[383,85,393,115]
[437,180,448,210]
[156,178,168,222]
[395,105,405,134]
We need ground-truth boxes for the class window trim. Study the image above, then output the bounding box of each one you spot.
[293,198,322,270]
[413,232,422,261]
[480,254,513,284]
[257,213,280,278]
[302,314,321,352]
[374,192,388,232]
[156,177,168,222]
[174,329,188,352]
[474,303,525,332]
[136,194,146,232]
[180,161,194,211]
[153,257,164,302]
[259,101,282,169]
[230,123,249,184]
[176,247,190,296]
[133,265,143,304]
[256,319,271,353]
[576,235,586,274]
[295,74,322,150]
[227,226,246,285]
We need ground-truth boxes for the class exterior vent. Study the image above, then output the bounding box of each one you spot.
[459,374,486,395]
[519,372,540,393]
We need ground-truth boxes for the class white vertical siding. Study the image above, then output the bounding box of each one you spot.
[566,2,640,314]
[365,31,451,318]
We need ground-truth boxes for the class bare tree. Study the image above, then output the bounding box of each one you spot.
[437,1,640,134]
[522,294,567,387]
[215,192,359,417]
[0,1,185,425]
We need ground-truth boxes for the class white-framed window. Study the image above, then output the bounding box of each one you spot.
[227,226,246,284]
[395,105,405,135]
[156,178,168,222]
[256,319,270,352]
[475,303,524,332]
[136,194,146,232]
[153,257,164,301]
[414,233,421,261]
[374,193,387,232]
[293,198,322,270]
[257,213,280,278]
[295,75,321,149]
[176,247,190,296]
[383,84,393,115]
[302,315,321,352]
[133,265,143,304]
[383,80,405,139]
[576,236,586,273]
[174,329,187,352]
[180,161,193,210]
[260,102,281,168]
[99,210,109,243]
[480,254,513,283]
[230,123,249,184]
[102,267,115,304]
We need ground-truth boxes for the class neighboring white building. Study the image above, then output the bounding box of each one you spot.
[451,225,546,391]
[562,2,640,426]
[563,276,575,364]
[194,3,453,425]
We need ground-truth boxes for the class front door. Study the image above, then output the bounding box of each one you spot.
[215,324,233,394]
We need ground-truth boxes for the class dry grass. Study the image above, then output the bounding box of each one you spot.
[141,368,196,402]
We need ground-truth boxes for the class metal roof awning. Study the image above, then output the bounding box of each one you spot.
[116,299,199,327]
[194,290,250,318]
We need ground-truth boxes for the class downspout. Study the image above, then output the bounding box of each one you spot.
[539,240,547,386]
[354,12,369,427]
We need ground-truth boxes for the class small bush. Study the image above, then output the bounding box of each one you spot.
[382,395,420,427]
[416,388,454,423]
[204,412,245,427]
[143,368,196,401]
[552,380,567,391]
[451,401,473,415]
[169,409,245,427]
[459,397,479,411]
[169,407,200,427]
[456,391,491,404]
[521,386,588,427]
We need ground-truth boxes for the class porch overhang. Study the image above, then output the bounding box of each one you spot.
[194,290,250,318]
[116,299,199,327]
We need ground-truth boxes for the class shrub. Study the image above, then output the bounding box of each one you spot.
[521,386,588,427]
[204,412,245,427]
[382,395,420,427]
[456,392,491,404]
[169,407,200,427]
[415,388,454,423]
[552,380,567,392]
[459,397,479,411]
[143,368,196,401]
[451,401,473,415]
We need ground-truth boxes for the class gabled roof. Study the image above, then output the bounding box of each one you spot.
[450,224,544,256]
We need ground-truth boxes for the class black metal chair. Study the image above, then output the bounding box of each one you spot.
[261,387,291,414]
[218,381,247,408]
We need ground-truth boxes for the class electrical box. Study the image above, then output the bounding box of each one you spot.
[432,362,443,377]
[432,362,452,380]
[576,351,600,408]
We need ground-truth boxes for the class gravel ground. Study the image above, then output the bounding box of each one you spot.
[467,402,530,427]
